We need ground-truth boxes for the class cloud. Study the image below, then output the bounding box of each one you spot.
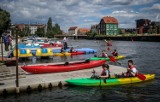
[112,10,127,14]
[141,3,160,11]
[0,0,159,32]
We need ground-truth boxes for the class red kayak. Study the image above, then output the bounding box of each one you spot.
[42,43,63,48]
[71,51,85,55]
[21,60,106,74]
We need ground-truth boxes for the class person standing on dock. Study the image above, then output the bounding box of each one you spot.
[63,37,68,50]
[4,34,9,51]
[8,34,12,50]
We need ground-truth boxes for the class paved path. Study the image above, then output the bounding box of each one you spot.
[0,63,127,95]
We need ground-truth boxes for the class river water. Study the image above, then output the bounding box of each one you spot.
[1,39,160,102]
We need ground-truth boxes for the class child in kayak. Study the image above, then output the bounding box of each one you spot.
[100,64,110,78]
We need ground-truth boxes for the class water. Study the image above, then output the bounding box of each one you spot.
[1,40,160,102]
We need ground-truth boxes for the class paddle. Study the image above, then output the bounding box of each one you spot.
[109,56,121,65]
[137,73,146,81]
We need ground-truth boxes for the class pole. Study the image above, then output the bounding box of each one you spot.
[1,36,4,63]
[15,30,19,93]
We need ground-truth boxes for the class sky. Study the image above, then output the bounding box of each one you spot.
[0,0,160,32]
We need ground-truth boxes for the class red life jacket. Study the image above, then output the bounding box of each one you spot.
[101,69,110,76]
[129,65,136,70]
[102,53,105,57]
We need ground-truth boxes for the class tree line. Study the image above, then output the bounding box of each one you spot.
[0,8,62,38]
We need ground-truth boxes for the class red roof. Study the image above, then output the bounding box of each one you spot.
[102,16,118,24]
[68,26,78,30]
[78,28,90,33]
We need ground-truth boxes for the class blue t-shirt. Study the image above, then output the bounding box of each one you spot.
[4,35,9,42]
[105,70,109,75]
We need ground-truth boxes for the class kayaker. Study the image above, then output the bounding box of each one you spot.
[124,60,138,77]
[102,50,108,58]
[100,64,110,79]
[69,47,76,53]
[60,48,65,53]
[112,49,118,57]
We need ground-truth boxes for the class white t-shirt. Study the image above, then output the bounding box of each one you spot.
[131,67,137,73]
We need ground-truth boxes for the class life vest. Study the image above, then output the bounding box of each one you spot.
[102,52,105,57]
[112,51,117,56]
[101,69,110,76]
[129,65,138,75]
[129,65,136,70]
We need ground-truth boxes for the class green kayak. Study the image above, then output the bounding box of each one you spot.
[65,74,155,86]
[89,55,125,61]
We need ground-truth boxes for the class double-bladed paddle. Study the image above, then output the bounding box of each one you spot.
[137,73,146,81]
[109,56,121,65]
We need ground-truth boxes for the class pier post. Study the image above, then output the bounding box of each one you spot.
[15,87,20,94]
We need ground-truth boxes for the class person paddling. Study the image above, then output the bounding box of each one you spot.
[102,50,108,58]
[69,47,76,53]
[124,60,138,77]
[112,49,118,57]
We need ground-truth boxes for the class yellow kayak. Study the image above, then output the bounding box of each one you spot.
[53,52,71,56]
[66,74,155,86]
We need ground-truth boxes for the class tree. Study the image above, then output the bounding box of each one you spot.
[46,17,54,37]
[24,25,30,36]
[35,27,45,37]
[0,8,11,37]
[47,17,52,32]
[53,23,62,35]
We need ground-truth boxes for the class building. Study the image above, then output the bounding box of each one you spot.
[68,26,78,35]
[15,24,25,31]
[78,28,90,35]
[11,24,47,35]
[90,24,99,34]
[150,21,160,34]
[136,19,151,34]
[99,16,119,35]
[124,28,137,34]
[29,24,47,34]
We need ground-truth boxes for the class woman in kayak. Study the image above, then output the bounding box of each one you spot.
[112,49,118,57]
[124,60,138,77]
[100,64,110,79]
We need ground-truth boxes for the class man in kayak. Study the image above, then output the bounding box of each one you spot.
[69,47,76,53]
[102,50,108,58]
[112,49,118,57]
[123,60,138,77]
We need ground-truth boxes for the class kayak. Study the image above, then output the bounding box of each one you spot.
[21,60,106,74]
[53,52,71,56]
[41,43,63,48]
[66,74,155,86]
[71,51,85,55]
[75,48,97,54]
[89,55,125,61]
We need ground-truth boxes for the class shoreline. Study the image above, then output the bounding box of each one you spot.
[0,63,127,96]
